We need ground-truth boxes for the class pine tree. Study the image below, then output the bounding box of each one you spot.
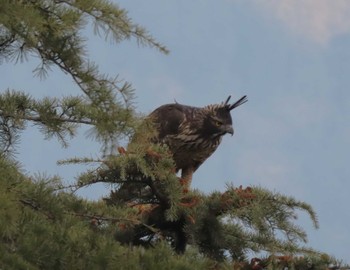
[0,1,347,269]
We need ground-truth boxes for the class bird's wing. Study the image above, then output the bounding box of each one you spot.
[150,103,191,140]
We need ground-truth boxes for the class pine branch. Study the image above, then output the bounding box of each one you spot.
[0,111,94,126]
[1,0,169,152]
[147,177,171,208]
[0,89,137,152]
[71,212,158,233]
[52,0,169,54]
[19,198,55,220]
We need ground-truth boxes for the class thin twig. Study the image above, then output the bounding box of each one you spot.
[0,111,94,125]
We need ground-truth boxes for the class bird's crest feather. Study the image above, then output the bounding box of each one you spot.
[205,95,248,113]
[224,95,248,111]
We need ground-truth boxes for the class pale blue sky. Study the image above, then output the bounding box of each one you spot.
[1,0,349,262]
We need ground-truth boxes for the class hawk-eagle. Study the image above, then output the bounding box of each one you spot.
[149,95,247,187]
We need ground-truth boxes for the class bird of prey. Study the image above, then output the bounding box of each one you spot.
[149,95,247,188]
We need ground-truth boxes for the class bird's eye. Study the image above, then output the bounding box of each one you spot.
[215,121,223,127]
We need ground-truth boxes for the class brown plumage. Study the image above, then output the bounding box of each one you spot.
[149,95,247,187]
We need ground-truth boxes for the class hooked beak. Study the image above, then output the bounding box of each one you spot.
[225,125,234,135]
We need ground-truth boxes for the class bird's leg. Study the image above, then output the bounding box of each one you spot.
[178,169,201,215]
[179,169,193,193]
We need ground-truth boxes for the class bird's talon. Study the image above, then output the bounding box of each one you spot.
[117,147,127,155]
[146,148,162,160]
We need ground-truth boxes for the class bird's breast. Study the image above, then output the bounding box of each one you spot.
[164,134,222,169]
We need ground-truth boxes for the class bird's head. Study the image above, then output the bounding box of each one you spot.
[203,95,247,137]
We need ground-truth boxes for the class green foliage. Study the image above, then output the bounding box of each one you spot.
[0,154,345,269]
[80,149,320,259]
[0,156,217,270]
[63,148,340,268]
[0,0,168,154]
